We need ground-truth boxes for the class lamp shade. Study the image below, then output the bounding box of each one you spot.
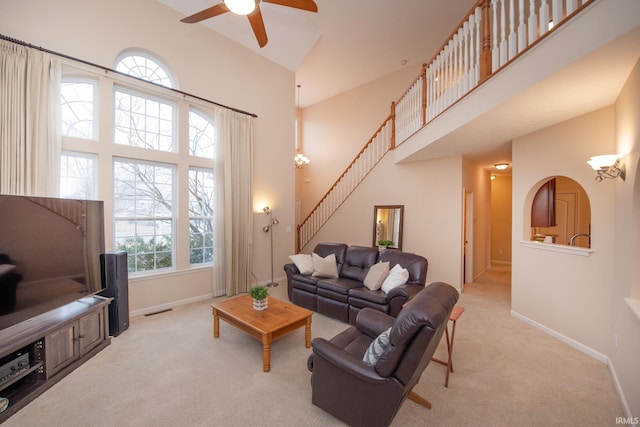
[587,154,619,170]
[224,0,257,15]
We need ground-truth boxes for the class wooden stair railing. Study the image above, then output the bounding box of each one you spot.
[297,116,394,252]
[297,0,595,252]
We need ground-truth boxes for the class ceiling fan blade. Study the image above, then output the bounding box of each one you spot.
[262,0,318,13]
[248,7,268,48]
[181,3,229,23]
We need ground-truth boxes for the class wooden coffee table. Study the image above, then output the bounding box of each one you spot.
[211,295,312,372]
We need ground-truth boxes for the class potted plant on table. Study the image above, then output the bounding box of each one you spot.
[249,285,269,311]
[377,239,394,250]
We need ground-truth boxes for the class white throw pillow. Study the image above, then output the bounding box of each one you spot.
[363,262,390,291]
[289,254,314,275]
[311,253,339,278]
[381,264,409,293]
[363,327,392,366]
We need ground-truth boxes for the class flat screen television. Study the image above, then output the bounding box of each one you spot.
[0,195,106,332]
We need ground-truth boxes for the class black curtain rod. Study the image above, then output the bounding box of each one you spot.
[0,33,258,118]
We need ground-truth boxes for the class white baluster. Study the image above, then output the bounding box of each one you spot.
[491,0,499,72]
[528,0,537,44]
[452,33,459,100]
[552,0,562,28]
[469,10,477,86]
[517,0,526,52]
[499,0,508,66]
[539,0,550,36]
[508,0,517,60]
[475,6,482,84]
[457,27,464,97]
[463,20,470,94]
[430,62,436,118]
[448,39,454,106]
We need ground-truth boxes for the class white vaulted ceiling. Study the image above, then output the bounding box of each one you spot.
[156,0,476,106]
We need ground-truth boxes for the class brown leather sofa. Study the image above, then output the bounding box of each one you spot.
[308,282,459,426]
[284,243,428,325]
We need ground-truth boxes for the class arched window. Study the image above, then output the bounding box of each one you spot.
[115,52,175,88]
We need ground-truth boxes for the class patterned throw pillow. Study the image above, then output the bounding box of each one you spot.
[362,327,392,366]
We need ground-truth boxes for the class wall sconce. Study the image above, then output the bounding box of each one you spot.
[262,206,279,287]
[587,155,626,182]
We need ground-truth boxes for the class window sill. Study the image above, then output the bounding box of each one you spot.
[625,298,640,322]
[520,240,593,256]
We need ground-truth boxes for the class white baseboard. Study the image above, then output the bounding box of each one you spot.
[510,309,609,364]
[511,309,635,417]
[607,359,633,418]
[130,294,213,318]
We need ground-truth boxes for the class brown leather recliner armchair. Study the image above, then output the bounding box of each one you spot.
[308,282,459,427]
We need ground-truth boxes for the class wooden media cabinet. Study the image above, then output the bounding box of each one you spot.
[0,296,111,422]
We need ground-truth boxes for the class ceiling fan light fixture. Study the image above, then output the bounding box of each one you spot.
[224,0,257,15]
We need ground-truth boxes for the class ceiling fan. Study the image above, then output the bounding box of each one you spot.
[180,0,318,48]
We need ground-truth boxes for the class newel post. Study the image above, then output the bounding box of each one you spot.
[480,0,492,81]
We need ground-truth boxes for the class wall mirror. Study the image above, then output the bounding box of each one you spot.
[530,176,591,248]
[373,205,404,250]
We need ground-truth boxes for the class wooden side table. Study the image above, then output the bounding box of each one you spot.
[432,305,464,387]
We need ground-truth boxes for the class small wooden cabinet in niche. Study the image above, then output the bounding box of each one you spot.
[530,176,591,247]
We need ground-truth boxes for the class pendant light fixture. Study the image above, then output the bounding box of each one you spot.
[295,84,310,169]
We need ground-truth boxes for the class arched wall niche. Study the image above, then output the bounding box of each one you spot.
[525,176,591,248]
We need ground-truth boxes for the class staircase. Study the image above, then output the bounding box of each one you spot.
[297,0,596,252]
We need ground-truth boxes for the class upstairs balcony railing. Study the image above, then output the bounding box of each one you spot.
[297,0,595,252]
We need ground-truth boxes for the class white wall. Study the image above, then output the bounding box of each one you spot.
[304,153,464,289]
[512,107,616,355]
[0,0,296,313]
[611,59,640,417]
[297,65,421,220]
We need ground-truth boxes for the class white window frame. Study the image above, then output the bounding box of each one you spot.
[58,53,216,277]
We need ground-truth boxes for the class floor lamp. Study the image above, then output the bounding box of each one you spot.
[262,206,279,287]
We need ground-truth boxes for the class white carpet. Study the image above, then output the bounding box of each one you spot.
[2,266,624,426]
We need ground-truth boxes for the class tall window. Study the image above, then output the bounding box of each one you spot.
[60,78,98,199]
[59,51,215,275]
[113,159,175,272]
[189,167,214,264]
[60,78,97,139]
[188,109,215,265]
[189,109,215,158]
[114,88,176,152]
[60,152,97,200]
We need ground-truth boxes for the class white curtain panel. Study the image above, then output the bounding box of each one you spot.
[213,108,254,297]
[0,40,61,196]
